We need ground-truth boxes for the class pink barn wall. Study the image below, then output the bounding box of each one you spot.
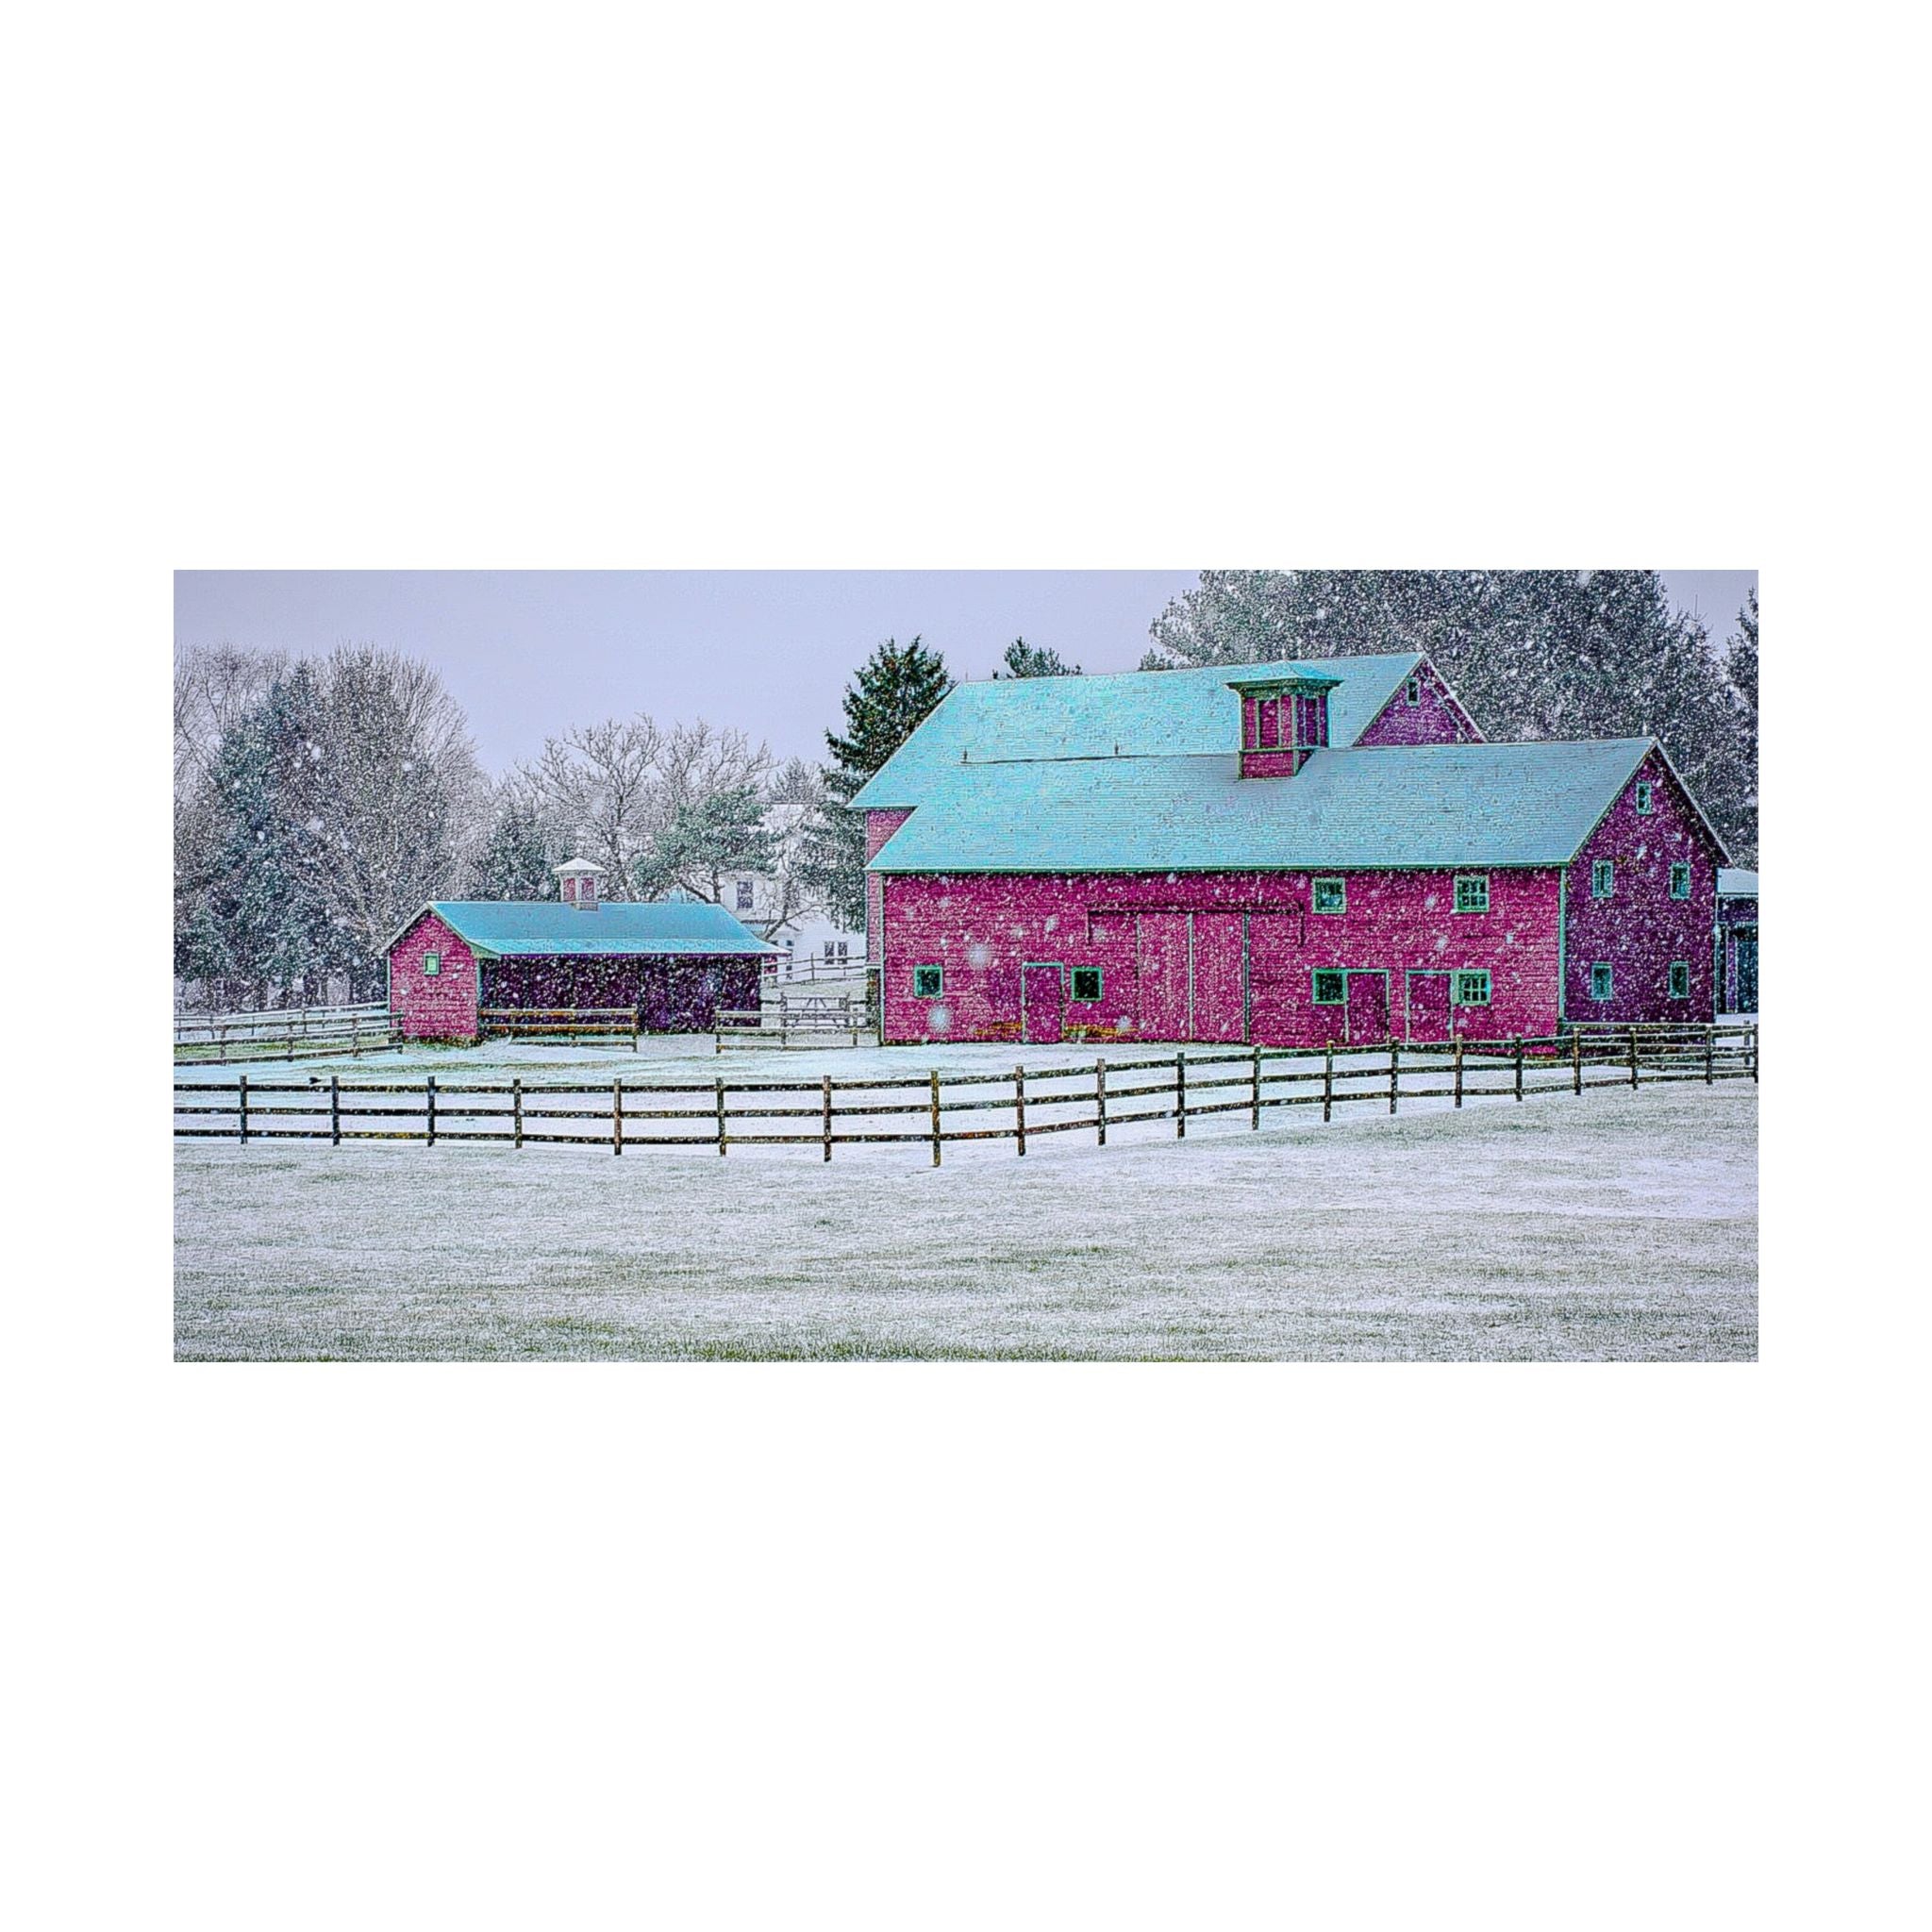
[865,808,913,963]
[1563,751,1721,1023]
[880,868,1562,1048]
[1355,660,1482,746]
[390,910,481,1041]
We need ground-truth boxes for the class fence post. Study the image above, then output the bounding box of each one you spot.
[1705,1031,1715,1086]
[715,1076,726,1156]
[613,1078,624,1156]
[513,1076,523,1150]
[1514,1037,1524,1103]
[330,1074,341,1147]
[929,1070,941,1167]
[1015,1064,1026,1158]
[1628,1027,1640,1089]
[239,1071,249,1144]
[1572,1030,1582,1095]
[821,1074,833,1161]
[426,1074,437,1146]
[1175,1052,1186,1139]
[1390,1041,1399,1115]
[1251,1041,1261,1130]
[632,1014,639,1054]
[1751,1021,1758,1083]
[1324,1046,1334,1124]
[1096,1058,1108,1146]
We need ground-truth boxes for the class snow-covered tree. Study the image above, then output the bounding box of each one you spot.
[994,637,1081,677]
[468,792,558,900]
[635,784,777,906]
[798,636,952,932]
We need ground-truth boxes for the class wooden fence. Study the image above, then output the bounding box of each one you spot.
[175,1022,1757,1160]
[173,1003,393,1065]
[478,1008,641,1049]
[716,992,873,1050]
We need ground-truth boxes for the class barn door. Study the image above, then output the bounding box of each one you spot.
[1191,914,1247,1042]
[1136,915,1190,1041]
[1346,971,1390,1046]
[1734,934,1757,1013]
[1022,963,1065,1044]
[1405,971,1451,1042]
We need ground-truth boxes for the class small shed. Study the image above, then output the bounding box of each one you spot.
[1716,867,1758,1013]
[387,860,776,1042]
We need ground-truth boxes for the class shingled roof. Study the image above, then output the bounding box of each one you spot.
[866,739,1668,874]
[398,900,775,958]
[851,654,1430,810]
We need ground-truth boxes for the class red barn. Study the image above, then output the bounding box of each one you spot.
[386,860,775,1043]
[853,653,1731,1048]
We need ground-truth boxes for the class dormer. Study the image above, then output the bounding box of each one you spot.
[555,857,604,909]
[1228,670,1340,777]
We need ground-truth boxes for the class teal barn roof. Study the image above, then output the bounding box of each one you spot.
[866,739,1658,874]
[1717,868,1758,897]
[407,900,776,958]
[850,654,1429,809]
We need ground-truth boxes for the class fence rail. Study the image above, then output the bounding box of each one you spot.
[173,1003,394,1065]
[478,1008,641,1050]
[718,993,873,1050]
[175,1023,1757,1160]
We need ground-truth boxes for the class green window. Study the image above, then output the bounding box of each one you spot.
[1312,969,1346,1006]
[422,952,441,977]
[1406,676,1421,706]
[1668,960,1690,999]
[1635,781,1654,814]
[1070,967,1103,1002]
[1590,962,1613,1001]
[1453,970,1491,1007]
[1669,861,1691,899]
[912,963,943,998]
[1453,874,1490,914]
[1591,859,1614,898]
[1311,876,1346,914]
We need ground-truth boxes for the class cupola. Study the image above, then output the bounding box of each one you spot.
[555,857,604,909]
[1227,670,1340,777]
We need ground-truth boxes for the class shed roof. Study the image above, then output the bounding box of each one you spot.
[402,900,776,958]
[850,654,1428,809]
[1717,868,1758,898]
[866,738,1660,874]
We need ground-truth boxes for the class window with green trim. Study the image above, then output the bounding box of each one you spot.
[1453,970,1491,1006]
[1312,969,1346,1005]
[1406,676,1421,706]
[422,952,441,977]
[1070,967,1102,1002]
[1311,876,1345,914]
[1453,874,1490,913]
[912,963,942,998]
[1668,960,1690,999]
[1635,781,1654,814]
[1591,859,1614,898]
[1669,861,1690,899]
[1590,962,1613,1001]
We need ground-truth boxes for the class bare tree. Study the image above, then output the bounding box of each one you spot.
[523,716,667,896]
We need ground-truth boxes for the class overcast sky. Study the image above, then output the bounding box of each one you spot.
[175,569,1757,778]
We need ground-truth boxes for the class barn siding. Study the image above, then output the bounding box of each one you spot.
[1563,751,1721,1023]
[881,868,1562,1048]
[391,910,482,1041]
[484,954,762,1031]
[865,808,913,961]
[1354,660,1481,746]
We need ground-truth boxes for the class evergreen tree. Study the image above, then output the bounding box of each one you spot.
[995,637,1081,677]
[1722,586,1758,862]
[798,636,952,931]
[635,785,777,905]
[469,796,557,900]
[201,663,350,1001]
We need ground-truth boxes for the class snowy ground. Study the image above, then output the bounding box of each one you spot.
[175,1074,1757,1362]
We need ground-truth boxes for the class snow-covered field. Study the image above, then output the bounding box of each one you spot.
[175,1062,1757,1360]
